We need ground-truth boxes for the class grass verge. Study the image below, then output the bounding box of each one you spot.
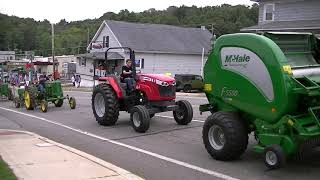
[0,157,17,180]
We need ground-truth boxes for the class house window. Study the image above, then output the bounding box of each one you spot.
[135,58,144,69]
[264,4,275,21]
[79,58,86,67]
[103,36,109,48]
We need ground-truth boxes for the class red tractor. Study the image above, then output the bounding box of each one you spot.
[91,47,193,133]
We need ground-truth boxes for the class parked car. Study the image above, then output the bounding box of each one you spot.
[175,74,204,92]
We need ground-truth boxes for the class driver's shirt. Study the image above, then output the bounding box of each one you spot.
[121,65,133,79]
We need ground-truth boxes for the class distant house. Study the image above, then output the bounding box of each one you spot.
[77,20,212,87]
[0,51,15,61]
[241,0,320,36]
[32,55,76,79]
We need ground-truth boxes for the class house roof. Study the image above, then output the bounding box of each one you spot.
[79,52,124,60]
[92,20,213,55]
[241,20,320,31]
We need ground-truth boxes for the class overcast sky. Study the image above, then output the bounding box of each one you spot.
[0,0,254,23]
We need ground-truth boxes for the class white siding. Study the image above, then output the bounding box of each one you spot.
[135,53,204,76]
[90,23,122,53]
[259,0,320,24]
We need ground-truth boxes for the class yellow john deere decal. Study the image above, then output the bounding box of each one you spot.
[204,84,212,92]
[282,65,292,75]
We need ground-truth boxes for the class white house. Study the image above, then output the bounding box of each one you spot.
[77,20,213,87]
[0,51,15,61]
[241,0,320,35]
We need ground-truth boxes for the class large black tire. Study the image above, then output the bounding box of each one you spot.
[173,100,193,125]
[54,99,64,107]
[183,85,192,93]
[130,105,150,133]
[202,112,248,161]
[264,145,286,169]
[24,89,36,110]
[92,84,119,126]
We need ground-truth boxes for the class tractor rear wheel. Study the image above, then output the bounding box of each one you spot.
[130,105,150,133]
[40,100,48,113]
[24,89,36,110]
[202,112,248,161]
[173,100,193,125]
[92,84,119,126]
[54,99,64,107]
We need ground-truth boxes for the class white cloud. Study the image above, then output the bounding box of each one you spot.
[0,0,254,23]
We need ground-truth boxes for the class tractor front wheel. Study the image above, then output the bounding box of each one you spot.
[69,97,76,109]
[130,105,150,133]
[173,100,193,125]
[202,112,248,161]
[40,100,48,113]
[264,145,286,169]
[54,99,64,107]
[92,84,119,126]
[14,98,20,108]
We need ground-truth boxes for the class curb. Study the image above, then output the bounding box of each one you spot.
[0,129,143,180]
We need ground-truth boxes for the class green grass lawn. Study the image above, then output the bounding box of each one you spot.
[0,158,17,180]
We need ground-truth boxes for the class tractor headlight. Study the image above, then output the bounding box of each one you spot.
[156,79,169,87]
[172,81,176,86]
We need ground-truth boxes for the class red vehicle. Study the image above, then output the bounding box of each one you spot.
[92,47,193,133]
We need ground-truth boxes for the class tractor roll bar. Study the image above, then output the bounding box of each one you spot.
[104,47,136,79]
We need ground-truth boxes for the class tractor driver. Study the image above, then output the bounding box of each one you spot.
[121,59,134,91]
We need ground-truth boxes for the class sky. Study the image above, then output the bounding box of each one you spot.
[0,0,254,23]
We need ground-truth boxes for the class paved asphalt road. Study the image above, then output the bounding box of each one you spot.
[0,91,320,180]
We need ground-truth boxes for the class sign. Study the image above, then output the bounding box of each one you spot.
[92,43,103,49]
[220,47,274,101]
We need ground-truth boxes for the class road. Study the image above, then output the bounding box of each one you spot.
[0,91,319,180]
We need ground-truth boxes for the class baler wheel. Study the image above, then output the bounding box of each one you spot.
[202,112,248,161]
[92,84,119,126]
[173,100,193,125]
[130,105,150,133]
[264,145,286,169]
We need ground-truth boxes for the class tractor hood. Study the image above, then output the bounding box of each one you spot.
[139,73,175,82]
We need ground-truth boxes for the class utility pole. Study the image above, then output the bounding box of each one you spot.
[87,28,90,46]
[211,24,214,35]
[51,23,56,80]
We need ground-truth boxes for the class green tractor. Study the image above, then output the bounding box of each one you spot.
[23,79,76,112]
[0,63,12,100]
[200,32,320,169]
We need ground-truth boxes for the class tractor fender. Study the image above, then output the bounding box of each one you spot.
[98,77,123,99]
[136,83,155,100]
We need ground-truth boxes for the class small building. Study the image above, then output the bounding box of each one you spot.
[50,55,77,79]
[78,20,212,87]
[0,51,15,61]
[241,0,320,36]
